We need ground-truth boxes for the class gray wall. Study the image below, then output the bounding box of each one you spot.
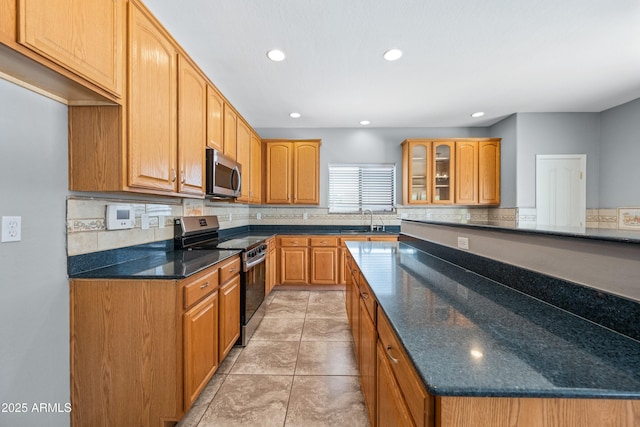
[489,114,517,207]
[0,80,70,426]
[257,127,490,207]
[599,98,640,208]
[515,113,601,208]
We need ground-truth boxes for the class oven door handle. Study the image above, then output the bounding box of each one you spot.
[244,252,266,272]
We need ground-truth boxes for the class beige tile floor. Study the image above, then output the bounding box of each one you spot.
[177,289,370,427]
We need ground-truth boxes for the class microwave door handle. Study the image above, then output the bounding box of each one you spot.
[231,166,242,195]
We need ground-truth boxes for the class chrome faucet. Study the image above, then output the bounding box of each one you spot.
[364,209,374,231]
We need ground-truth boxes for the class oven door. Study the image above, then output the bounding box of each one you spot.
[242,253,266,325]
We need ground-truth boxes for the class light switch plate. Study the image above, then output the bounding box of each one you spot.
[1,216,22,242]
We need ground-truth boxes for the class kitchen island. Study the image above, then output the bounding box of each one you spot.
[345,240,640,427]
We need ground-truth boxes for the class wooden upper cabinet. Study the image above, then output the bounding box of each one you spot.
[128,1,177,192]
[18,0,124,97]
[178,55,206,196]
[223,105,238,160]
[479,140,501,205]
[236,120,251,202]
[250,132,262,204]
[432,141,455,204]
[265,141,293,204]
[402,139,431,204]
[401,138,500,206]
[265,139,320,205]
[293,141,320,204]
[0,0,16,44]
[455,140,479,205]
[206,85,224,152]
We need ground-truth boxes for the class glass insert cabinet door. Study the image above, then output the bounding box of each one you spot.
[410,142,430,202]
[432,141,454,204]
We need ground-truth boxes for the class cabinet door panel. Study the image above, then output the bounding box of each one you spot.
[377,342,415,427]
[310,247,338,284]
[403,140,431,204]
[223,105,237,160]
[219,275,241,360]
[266,143,292,203]
[280,247,308,284]
[293,142,319,204]
[207,85,224,151]
[455,141,478,204]
[250,133,262,203]
[184,291,218,408]
[360,299,377,425]
[432,141,454,204]
[19,0,124,96]
[479,140,501,205]
[236,120,251,202]
[178,55,205,196]
[128,3,177,192]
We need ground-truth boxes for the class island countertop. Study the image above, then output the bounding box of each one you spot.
[345,240,640,399]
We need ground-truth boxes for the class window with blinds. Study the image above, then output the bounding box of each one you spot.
[328,164,396,213]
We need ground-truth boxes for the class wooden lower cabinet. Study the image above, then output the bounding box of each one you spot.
[183,290,218,408]
[377,342,415,427]
[310,246,338,284]
[219,274,241,360]
[70,255,241,427]
[359,297,377,425]
[265,237,277,294]
[278,236,309,285]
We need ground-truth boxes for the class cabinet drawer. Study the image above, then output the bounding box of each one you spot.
[368,235,398,242]
[359,277,376,322]
[378,307,433,427]
[339,236,368,246]
[310,236,338,247]
[278,236,309,247]
[184,269,219,309]
[219,256,241,283]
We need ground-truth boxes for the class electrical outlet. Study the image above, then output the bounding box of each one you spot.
[1,216,22,242]
[303,212,308,220]
[158,215,165,228]
[466,212,471,220]
[457,236,469,250]
[229,213,232,222]
[256,213,262,220]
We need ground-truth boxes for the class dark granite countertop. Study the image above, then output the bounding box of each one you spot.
[346,241,640,399]
[404,219,640,244]
[69,249,241,279]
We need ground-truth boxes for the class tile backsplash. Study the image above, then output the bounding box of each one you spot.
[65,195,628,256]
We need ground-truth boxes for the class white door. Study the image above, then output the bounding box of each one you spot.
[536,154,586,227]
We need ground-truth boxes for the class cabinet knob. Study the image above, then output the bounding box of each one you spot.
[200,282,210,289]
[385,345,400,364]
[171,168,177,182]
[181,170,186,184]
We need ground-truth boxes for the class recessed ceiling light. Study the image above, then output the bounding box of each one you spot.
[360,120,370,125]
[289,112,301,118]
[383,49,402,61]
[471,111,485,118]
[267,49,286,62]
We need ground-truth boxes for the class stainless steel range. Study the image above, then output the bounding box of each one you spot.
[175,215,268,346]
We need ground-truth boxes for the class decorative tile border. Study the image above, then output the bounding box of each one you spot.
[66,196,637,255]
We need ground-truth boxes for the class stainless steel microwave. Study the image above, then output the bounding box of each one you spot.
[206,149,242,198]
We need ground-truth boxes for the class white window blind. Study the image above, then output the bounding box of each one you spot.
[328,164,396,213]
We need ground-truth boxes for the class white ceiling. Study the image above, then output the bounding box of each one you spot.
[144,0,640,129]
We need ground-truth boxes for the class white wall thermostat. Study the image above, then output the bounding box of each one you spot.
[106,204,135,230]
